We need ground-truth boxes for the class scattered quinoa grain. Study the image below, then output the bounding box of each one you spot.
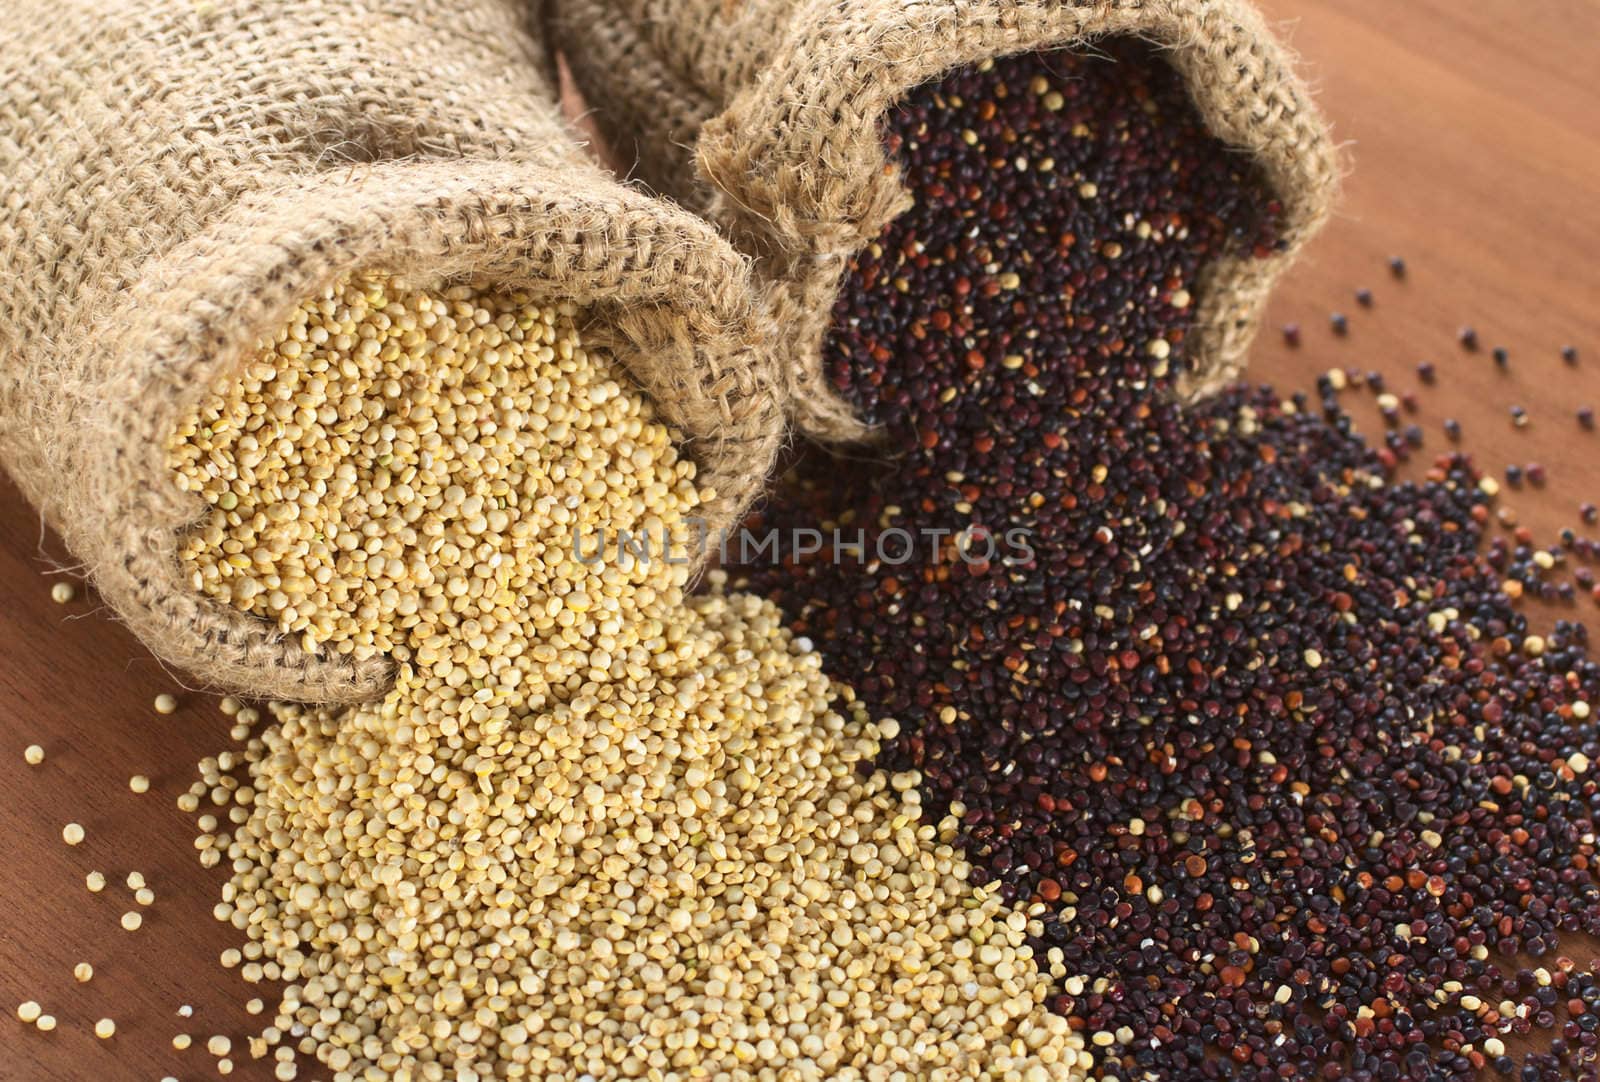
[94,1018,115,1039]
[73,963,93,983]
[23,743,44,765]
[129,774,150,793]
[61,822,84,846]
[728,36,1600,1082]
[153,693,178,715]
[169,274,1088,1078]
[50,581,75,604]
[120,911,142,932]
[17,1001,41,1023]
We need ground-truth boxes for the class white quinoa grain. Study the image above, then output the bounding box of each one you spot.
[166,275,1091,1080]
[94,1018,115,1039]
[23,744,44,766]
[154,693,179,714]
[73,963,93,983]
[61,823,85,846]
[120,911,142,932]
[50,581,75,604]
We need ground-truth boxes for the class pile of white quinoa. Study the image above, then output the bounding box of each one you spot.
[166,275,1094,1081]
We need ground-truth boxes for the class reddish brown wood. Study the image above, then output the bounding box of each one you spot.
[2,3,1597,1078]
[0,482,277,1080]
[1254,0,1600,554]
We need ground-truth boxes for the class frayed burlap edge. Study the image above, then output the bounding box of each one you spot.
[552,3,724,214]
[44,160,781,704]
[683,0,1339,442]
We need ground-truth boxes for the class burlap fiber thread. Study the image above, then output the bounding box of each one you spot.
[551,0,1340,440]
[0,0,783,703]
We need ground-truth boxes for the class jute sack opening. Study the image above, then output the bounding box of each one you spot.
[0,0,783,704]
[550,0,1340,440]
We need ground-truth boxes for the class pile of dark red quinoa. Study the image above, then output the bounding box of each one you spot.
[736,41,1600,1081]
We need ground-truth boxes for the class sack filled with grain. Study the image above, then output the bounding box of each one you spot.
[0,0,782,703]
[548,0,1339,439]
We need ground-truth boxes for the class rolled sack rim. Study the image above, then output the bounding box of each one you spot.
[79,157,781,703]
[693,0,1341,437]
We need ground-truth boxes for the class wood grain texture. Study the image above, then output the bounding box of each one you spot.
[2,2,1597,1078]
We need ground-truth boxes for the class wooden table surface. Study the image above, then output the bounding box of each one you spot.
[2,2,1597,1078]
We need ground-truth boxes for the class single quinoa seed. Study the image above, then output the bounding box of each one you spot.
[49,581,74,604]
[94,1018,115,1039]
[61,822,84,846]
[73,963,93,983]
[23,743,44,765]
[153,693,178,715]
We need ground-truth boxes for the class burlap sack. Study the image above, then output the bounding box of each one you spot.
[550,0,1340,439]
[0,0,782,703]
